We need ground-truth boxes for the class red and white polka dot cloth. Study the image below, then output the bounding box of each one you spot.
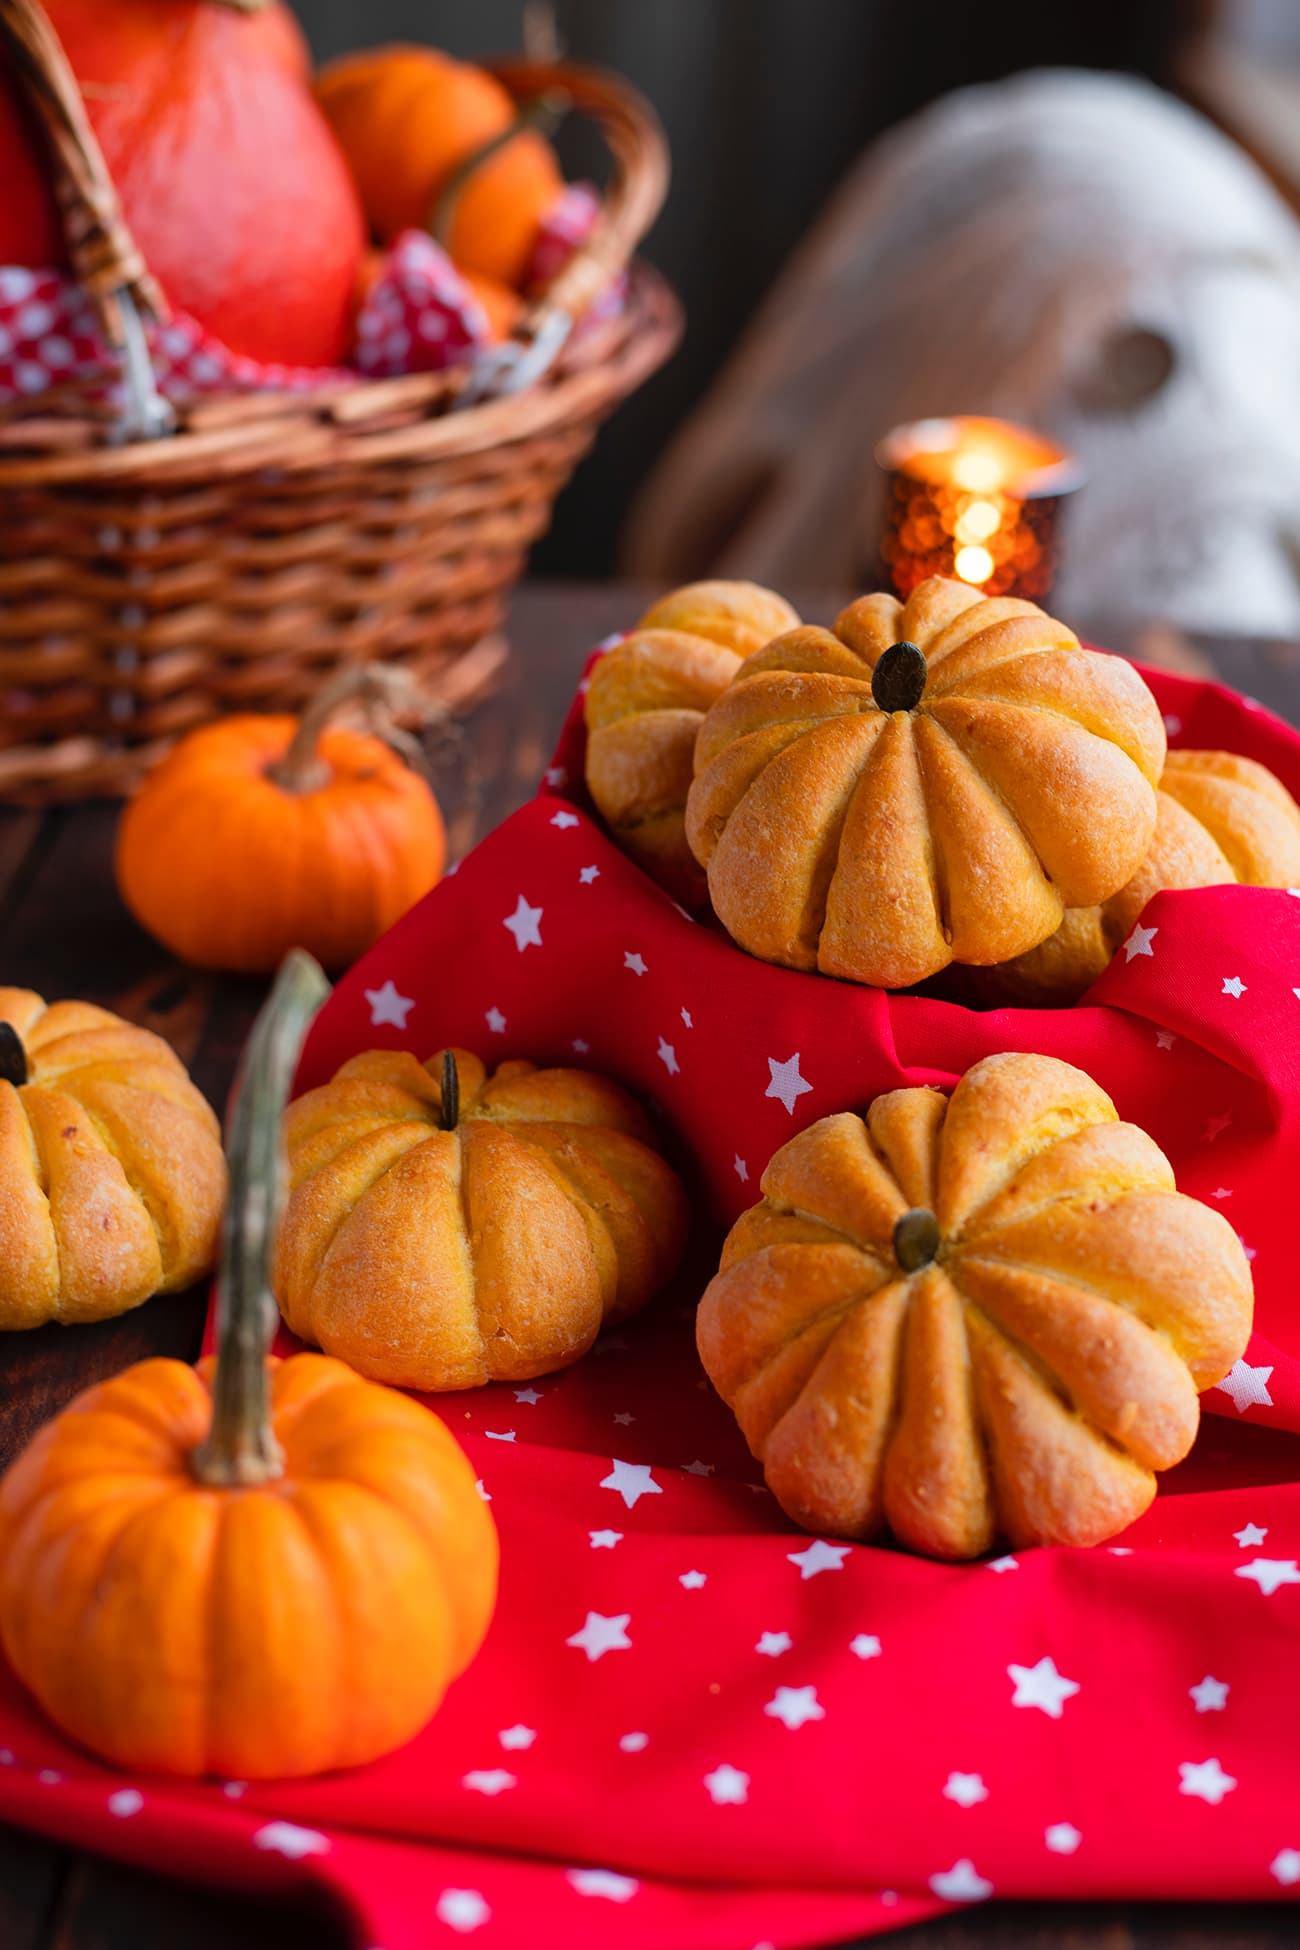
[0,185,606,408]
[1,649,1299,1949]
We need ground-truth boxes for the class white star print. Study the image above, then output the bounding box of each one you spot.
[619,1731,649,1752]
[1222,975,1247,998]
[1239,1239,1257,1261]
[567,1868,639,1902]
[1008,1656,1080,1718]
[1234,1522,1267,1548]
[484,1006,507,1035]
[252,1823,330,1859]
[766,1052,812,1115]
[514,1388,541,1405]
[544,766,567,787]
[566,1611,632,1661]
[757,1631,792,1657]
[37,1771,61,1785]
[679,1570,707,1590]
[657,1037,680,1075]
[498,1725,536,1750]
[579,865,600,884]
[1212,1187,1233,1199]
[1236,1558,1300,1595]
[364,979,414,1029]
[850,1634,882,1660]
[475,1479,491,1501]
[734,1155,749,1183]
[703,1764,749,1806]
[1215,1360,1274,1413]
[1045,1823,1082,1855]
[503,895,543,951]
[1204,1111,1232,1142]
[680,1007,693,1028]
[601,1458,662,1507]
[437,1889,490,1933]
[484,1430,516,1443]
[589,1529,623,1548]
[624,951,648,975]
[463,1769,516,1796]
[1190,1676,1229,1713]
[787,1538,851,1579]
[108,1789,143,1817]
[1163,713,1182,736]
[1271,1849,1300,1886]
[612,1411,635,1427]
[551,810,580,829]
[1155,1028,1176,1050]
[1179,1758,1237,1805]
[1109,1547,1133,1556]
[987,1555,1019,1573]
[572,1038,590,1054]
[682,1460,715,1476]
[929,1860,993,1903]
[764,1685,824,1730]
[943,1772,988,1808]
[1124,923,1158,961]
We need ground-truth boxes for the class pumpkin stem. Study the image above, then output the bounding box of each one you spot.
[207,0,275,11]
[192,950,330,1489]
[893,1207,940,1273]
[0,1023,27,1088]
[871,641,928,714]
[266,663,434,795]
[440,1049,461,1132]
[429,90,570,253]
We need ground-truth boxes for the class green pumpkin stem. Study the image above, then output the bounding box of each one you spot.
[440,1049,461,1132]
[191,950,330,1488]
[0,1023,27,1088]
[429,91,570,255]
[893,1206,941,1274]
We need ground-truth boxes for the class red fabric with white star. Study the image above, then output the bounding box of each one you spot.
[0,186,609,405]
[3,651,1300,1946]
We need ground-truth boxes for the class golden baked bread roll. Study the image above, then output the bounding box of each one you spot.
[277,1048,689,1390]
[698,1051,1253,1558]
[686,576,1166,988]
[986,748,1300,1004]
[584,581,799,906]
[0,989,225,1329]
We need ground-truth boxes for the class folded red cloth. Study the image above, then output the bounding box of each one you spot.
[1,649,1298,1949]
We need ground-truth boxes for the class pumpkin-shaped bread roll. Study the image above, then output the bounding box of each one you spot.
[698,1052,1253,1558]
[985,749,1300,1004]
[276,1048,689,1389]
[584,581,799,906]
[686,576,1166,988]
[0,990,226,1329]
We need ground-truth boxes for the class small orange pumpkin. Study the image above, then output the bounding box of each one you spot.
[0,954,498,1778]
[115,666,446,975]
[316,45,563,287]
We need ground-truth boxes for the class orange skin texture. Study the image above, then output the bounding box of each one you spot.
[0,1,366,366]
[115,715,446,975]
[0,1352,499,1778]
[316,45,563,285]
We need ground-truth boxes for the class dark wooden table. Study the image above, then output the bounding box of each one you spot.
[1,582,1298,1950]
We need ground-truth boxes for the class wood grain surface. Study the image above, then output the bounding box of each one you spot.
[0,581,1296,1948]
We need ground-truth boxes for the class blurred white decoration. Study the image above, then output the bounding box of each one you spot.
[626,70,1300,637]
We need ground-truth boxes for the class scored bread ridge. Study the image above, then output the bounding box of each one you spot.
[697,1051,1253,1558]
[685,577,1167,989]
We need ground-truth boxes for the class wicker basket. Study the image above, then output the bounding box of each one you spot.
[0,0,678,802]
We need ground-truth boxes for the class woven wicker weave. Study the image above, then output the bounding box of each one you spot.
[0,1,678,801]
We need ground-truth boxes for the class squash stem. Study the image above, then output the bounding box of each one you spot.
[191,951,330,1488]
[429,92,569,253]
[266,663,430,794]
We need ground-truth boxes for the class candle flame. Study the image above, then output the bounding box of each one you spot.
[954,544,995,585]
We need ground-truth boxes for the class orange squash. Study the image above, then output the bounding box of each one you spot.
[0,0,366,367]
[0,954,499,1778]
[115,667,446,975]
[316,44,564,287]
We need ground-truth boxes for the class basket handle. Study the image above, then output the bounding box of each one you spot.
[459,55,670,405]
[0,0,175,438]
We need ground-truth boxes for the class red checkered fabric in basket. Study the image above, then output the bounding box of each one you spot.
[0,186,607,406]
[1,646,1299,1949]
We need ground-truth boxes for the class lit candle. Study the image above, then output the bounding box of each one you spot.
[875,415,1083,602]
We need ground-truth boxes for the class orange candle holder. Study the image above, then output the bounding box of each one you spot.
[875,415,1084,602]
